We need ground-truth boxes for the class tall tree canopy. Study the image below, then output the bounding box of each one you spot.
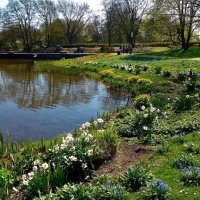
[3,0,37,51]
[57,0,91,44]
[158,0,200,49]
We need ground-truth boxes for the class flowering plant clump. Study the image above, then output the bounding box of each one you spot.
[19,119,108,198]
[173,95,194,112]
[134,94,151,110]
[181,166,200,186]
[162,70,172,77]
[111,63,149,74]
[34,181,129,200]
[133,105,159,142]
[172,154,196,169]
[138,179,169,200]
[184,142,200,154]
[46,132,98,182]
[121,164,151,191]
[93,176,129,200]
[185,78,196,93]
[21,160,49,186]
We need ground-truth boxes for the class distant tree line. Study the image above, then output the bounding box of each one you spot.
[0,0,200,51]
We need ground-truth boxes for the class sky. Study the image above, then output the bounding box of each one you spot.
[0,0,102,12]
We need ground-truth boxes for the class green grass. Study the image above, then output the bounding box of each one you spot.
[146,46,200,58]
[151,131,200,199]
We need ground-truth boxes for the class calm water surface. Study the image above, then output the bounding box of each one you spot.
[0,60,128,141]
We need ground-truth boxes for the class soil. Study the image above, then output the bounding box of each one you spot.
[94,140,152,177]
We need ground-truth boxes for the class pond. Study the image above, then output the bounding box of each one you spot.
[0,60,129,141]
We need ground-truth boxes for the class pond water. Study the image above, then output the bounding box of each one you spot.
[0,60,129,141]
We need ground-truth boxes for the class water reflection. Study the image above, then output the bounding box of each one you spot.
[0,60,128,141]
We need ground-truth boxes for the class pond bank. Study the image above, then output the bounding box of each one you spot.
[0,52,95,60]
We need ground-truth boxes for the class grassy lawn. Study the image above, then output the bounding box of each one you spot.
[146,46,200,58]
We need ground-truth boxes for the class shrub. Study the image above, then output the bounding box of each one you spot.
[94,182,129,200]
[173,96,194,112]
[177,72,187,82]
[187,69,198,81]
[47,134,98,182]
[133,107,157,140]
[121,164,150,191]
[134,94,151,110]
[172,154,196,169]
[181,166,200,186]
[143,65,149,71]
[185,79,196,93]
[172,135,185,144]
[162,70,172,78]
[55,184,93,200]
[151,94,167,110]
[184,142,200,154]
[36,181,130,200]
[138,179,169,200]
[154,66,162,74]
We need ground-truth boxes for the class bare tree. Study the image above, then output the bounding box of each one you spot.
[161,0,200,50]
[102,0,117,46]
[57,0,91,44]
[3,0,37,51]
[114,0,150,46]
[35,0,57,46]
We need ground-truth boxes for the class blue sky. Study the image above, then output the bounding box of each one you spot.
[0,0,102,11]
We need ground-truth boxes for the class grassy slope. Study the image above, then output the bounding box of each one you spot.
[33,51,200,199]
[146,46,200,58]
[151,131,200,200]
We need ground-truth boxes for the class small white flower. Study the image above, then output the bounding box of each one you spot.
[22,180,29,185]
[82,163,87,169]
[85,122,91,128]
[28,171,35,177]
[144,114,149,118]
[97,118,104,124]
[33,159,40,166]
[13,187,19,193]
[150,106,156,112]
[69,156,77,162]
[33,166,38,171]
[60,143,67,149]
[41,163,49,170]
[186,95,190,98]
[143,126,148,131]
[87,149,93,156]
[93,121,98,126]
[22,174,27,180]
[141,106,146,111]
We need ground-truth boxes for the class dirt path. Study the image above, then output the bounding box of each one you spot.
[94,140,152,177]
